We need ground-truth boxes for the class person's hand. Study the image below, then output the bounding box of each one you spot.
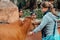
[27,31,34,36]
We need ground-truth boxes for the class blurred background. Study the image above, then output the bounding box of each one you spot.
[10,0,60,19]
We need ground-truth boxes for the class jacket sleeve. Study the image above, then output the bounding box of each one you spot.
[32,16,49,33]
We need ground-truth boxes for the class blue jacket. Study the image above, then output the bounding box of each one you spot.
[32,12,59,37]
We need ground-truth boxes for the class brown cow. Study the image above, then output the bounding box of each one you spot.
[0,17,34,40]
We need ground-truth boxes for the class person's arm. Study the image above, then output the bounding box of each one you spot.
[32,16,49,33]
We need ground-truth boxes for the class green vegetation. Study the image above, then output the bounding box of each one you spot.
[23,9,43,19]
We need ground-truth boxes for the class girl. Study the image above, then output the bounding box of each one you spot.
[28,1,60,40]
[30,12,40,29]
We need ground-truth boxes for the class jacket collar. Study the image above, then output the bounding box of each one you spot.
[47,12,58,21]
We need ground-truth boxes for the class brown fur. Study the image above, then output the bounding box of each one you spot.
[0,17,33,40]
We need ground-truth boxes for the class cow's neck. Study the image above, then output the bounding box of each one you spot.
[21,18,32,34]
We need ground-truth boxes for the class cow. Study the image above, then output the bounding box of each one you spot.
[0,17,34,40]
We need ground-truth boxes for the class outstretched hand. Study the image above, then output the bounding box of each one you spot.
[27,31,34,36]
